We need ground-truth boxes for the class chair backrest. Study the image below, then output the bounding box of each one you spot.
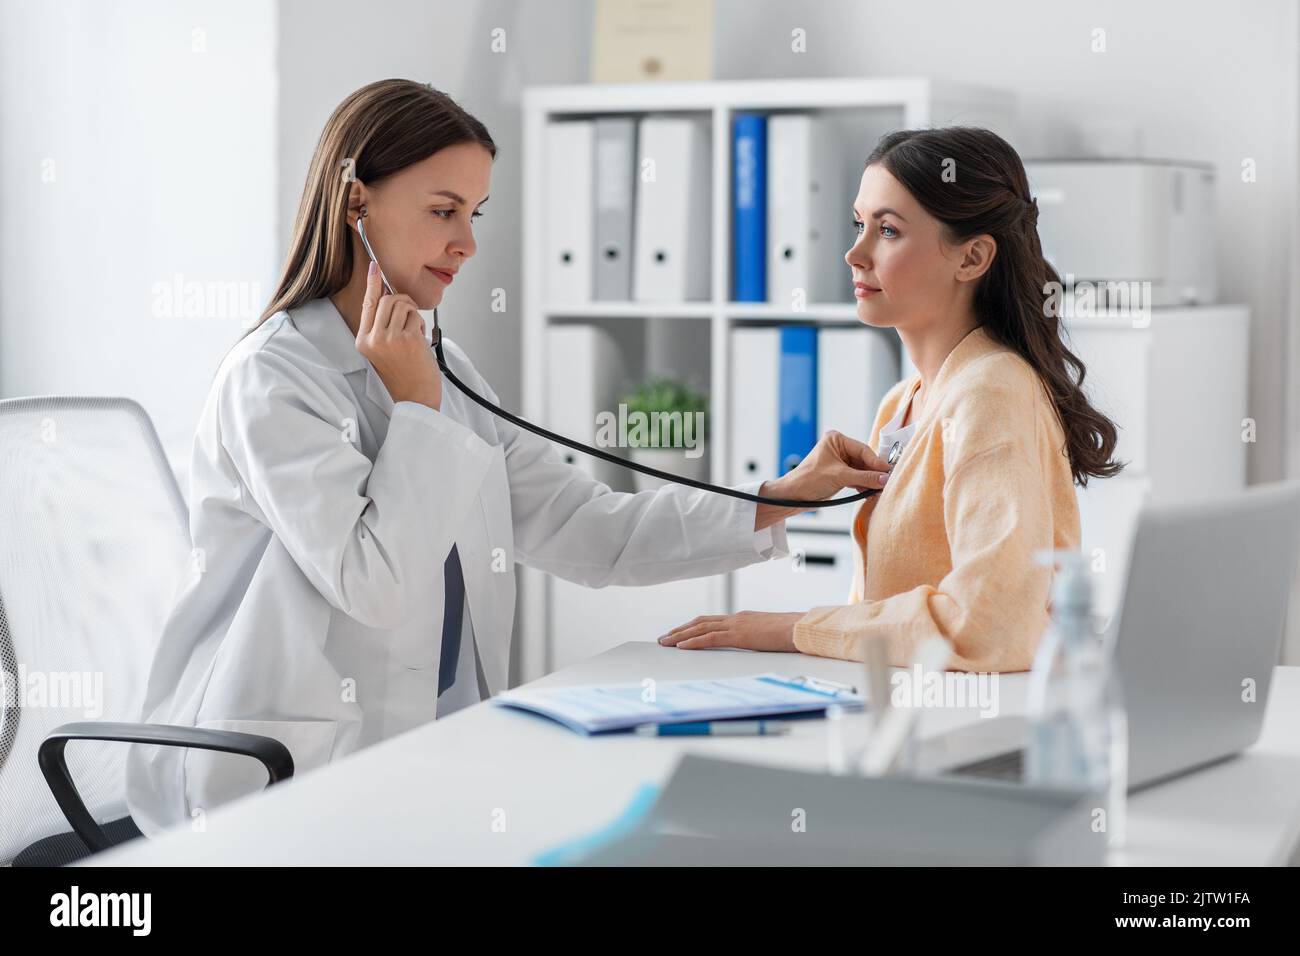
[0,397,190,861]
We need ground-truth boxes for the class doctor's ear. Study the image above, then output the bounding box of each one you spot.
[342,182,371,229]
[339,156,370,228]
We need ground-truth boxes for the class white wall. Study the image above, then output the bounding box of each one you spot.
[0,0,278,469]
[0,0,593,467]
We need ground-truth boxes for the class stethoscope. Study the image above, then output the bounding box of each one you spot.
[354,208,896,509]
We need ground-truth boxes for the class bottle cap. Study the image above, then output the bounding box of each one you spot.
[1035,548,1093,613]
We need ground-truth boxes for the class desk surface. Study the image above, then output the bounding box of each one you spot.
[90,643,1300,866]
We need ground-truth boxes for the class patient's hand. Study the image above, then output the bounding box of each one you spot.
[657,611,804,652]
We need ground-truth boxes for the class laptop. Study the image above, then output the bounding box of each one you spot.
[916,480,1300,792]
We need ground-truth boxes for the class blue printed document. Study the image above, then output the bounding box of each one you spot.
[493,674,863,735]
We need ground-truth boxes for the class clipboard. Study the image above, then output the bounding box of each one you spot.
[493,673,864,735]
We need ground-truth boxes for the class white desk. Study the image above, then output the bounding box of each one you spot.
[89,643,1300,866]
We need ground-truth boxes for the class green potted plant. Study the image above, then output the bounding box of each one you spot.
[618,376,710,492]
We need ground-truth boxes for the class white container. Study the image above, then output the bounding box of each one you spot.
[1026,159,1217,307]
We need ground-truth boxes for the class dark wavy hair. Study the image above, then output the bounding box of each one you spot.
[866,127,1124,487]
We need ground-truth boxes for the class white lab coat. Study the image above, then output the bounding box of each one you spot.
[125,296,789,836]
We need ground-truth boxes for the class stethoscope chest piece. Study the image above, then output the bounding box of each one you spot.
[887,441,903,467]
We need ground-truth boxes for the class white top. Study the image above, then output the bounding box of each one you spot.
[878,377,921,464]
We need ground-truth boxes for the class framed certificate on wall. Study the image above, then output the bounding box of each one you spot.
[591,0,714,83]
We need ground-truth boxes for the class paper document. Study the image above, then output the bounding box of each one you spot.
[493,674,863,735]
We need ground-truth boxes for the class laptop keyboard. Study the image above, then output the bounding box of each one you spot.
[948,748,1025,782]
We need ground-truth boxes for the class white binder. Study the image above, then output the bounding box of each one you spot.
[545,325,629,490]
[545,120,594,304]
[729,327,779,486]
[593,117,637,301]
[633,116,712,302]
[796,326,901,531]
[767,115,846,308]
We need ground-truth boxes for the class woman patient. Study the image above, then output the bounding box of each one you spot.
[660,126,1124,672]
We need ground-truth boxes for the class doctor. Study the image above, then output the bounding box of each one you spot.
[125,78,890,835]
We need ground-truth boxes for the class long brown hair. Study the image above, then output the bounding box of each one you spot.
[866,127,1123,487]
[248,78,496,334]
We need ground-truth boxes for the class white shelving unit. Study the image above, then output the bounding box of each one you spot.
[517,78,1018,680]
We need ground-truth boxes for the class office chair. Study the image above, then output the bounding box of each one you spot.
[0,396,292,866]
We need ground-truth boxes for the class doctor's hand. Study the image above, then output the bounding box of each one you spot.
[657,611,803,652]
[355,262,443,411]
[755,430,892,529]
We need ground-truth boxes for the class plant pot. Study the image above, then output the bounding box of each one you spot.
[628,443,708,493]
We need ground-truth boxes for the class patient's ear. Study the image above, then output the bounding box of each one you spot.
[956,235,996,283]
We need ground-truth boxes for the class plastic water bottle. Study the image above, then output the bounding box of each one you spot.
[1025,549,1127,848]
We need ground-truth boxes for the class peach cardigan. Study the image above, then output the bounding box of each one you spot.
[792,325,1081,672]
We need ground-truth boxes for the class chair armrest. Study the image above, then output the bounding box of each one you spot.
[38,721,295,853]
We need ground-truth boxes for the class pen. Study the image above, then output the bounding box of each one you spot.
[634,720,792,737]
[785,674,859,696]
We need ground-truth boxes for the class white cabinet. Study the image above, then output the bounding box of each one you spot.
[1067,324,1152,475]
[1074,473,1153,623]
[547,575,722,672]
[1065,306,1250,496]
[1067,306,1250,620]
[733,532,856,613]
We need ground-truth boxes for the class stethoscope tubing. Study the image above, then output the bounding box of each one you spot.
[357,213,882,509]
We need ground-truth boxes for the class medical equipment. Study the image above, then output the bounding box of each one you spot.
[1025,159,1217,307]
[355,209,896,508]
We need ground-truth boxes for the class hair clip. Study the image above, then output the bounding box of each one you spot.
[1022,195,1039,225]
[340,157,356,183]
